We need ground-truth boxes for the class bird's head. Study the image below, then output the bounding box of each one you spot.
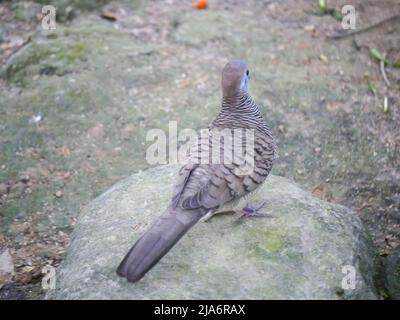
[221,59,250,97]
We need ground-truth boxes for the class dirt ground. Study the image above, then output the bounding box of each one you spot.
[0,0,399,299]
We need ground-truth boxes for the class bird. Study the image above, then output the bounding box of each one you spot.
[117,58,277,283]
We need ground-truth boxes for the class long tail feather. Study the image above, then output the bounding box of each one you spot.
[117,206,203,282]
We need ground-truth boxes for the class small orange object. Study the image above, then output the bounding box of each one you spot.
[194,0,208,9]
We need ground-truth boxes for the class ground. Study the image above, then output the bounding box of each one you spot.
[0,0,399,299]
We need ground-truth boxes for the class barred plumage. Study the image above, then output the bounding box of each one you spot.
[117,59,276,283]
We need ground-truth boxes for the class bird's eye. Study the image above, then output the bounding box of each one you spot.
[246,70,250,76]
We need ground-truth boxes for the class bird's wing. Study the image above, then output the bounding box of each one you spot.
[171,162,198,207]
[171,128,272,211]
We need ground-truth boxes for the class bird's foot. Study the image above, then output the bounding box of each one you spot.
[239,201,274,219]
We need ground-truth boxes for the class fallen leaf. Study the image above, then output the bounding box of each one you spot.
[368,82,377,96]
[63,172,71,179]
[176,78,192,89]
[312,184,323,196]
[319,54,329,63]
[383,96,389,113]
[100,11,117,21]
[61,146,71,157]
[21,265,35,273]
[319,0,327,13]
[369,48,389,64]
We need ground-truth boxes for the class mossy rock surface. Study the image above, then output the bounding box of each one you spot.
[385,249,400,299]
[46,165,377,299]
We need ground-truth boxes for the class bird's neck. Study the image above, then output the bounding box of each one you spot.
[211,90,268,132]
[221,91,259,114]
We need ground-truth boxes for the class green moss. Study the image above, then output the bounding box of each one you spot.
[0,204,21,224]
[248,229,285,256]
[282,272,307,287]
[2,40,88,85]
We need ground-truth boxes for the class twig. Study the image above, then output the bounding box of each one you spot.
[380,60,391,87]
[327,14,400,40]
[3,36,31,63]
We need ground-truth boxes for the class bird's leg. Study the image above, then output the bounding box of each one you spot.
[239,201,274,218]
[201,209,236,222]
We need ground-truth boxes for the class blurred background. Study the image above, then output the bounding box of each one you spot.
[0,0,399,299]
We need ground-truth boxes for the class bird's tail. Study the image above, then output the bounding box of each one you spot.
[117,206,204,283]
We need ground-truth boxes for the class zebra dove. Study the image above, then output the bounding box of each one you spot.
[117,59,276,283]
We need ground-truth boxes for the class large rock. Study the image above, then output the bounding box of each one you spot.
[46,165,377,299]
[385,249,400,299]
